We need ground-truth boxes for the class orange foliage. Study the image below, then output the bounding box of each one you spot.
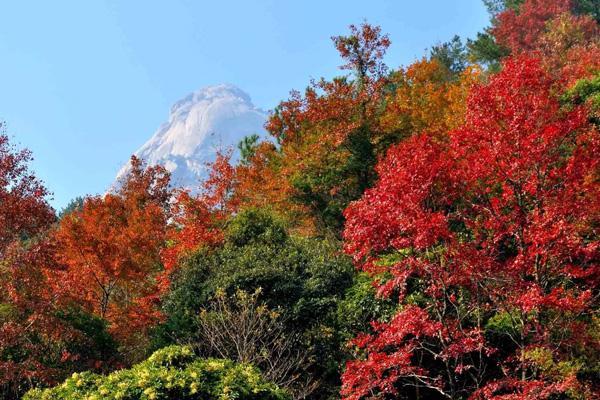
[0,239,86,393]
[233,142,315,234]
[559,43,600,85]
[0,133,104,396]
[53,157,170,343]
[379,59,481,139]
[161,151,239,275]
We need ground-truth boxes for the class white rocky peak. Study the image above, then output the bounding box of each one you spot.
[115,84,268,189]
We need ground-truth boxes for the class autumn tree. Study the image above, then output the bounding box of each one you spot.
[0,133,114,399]
[252,23,391,234]
[53,156,171,354]
[341,57,599,399]
[239,23,481,236]
[0,132,56,397]
[469,0,600,80]
[492,0,573,53]
[161,150,239,275]
[0,131,55,255]
[233,141,314,234]
[0,238,117,399]
[379,58,480,144]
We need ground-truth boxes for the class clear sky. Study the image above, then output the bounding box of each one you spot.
[0,0,490,211]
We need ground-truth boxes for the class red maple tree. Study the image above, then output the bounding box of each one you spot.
[342,56,599,399]
[0,132,55,255]
[491,0,600,85]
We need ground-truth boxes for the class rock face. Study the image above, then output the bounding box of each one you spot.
[115,84,268,189]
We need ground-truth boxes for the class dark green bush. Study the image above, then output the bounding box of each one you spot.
[155,208,354,346]
[153,208,354,398]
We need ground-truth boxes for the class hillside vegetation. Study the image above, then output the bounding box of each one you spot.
[0,1,598,399]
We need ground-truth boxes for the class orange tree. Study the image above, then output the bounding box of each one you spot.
[0,132,56,397]
[0,132,55,254]
[160,150,239,277]
[235,24,479,237]
[0,133,115,399]
[53,157,171,354]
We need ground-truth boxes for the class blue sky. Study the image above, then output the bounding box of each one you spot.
[0,0,490,210]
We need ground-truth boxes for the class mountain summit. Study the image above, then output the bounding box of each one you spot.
[115,84,268,189]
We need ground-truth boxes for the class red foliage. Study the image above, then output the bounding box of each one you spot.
[267,76,376,147]
[342,56,599,399]
[0,134,100,396]
[0,133,55,254]
[556,40,600,85]
[332,22,390,80]
[491,0,600,85]
[493,0,572,53]
[0,239,111,396]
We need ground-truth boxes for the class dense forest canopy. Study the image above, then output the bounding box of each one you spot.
[1,0,599,399]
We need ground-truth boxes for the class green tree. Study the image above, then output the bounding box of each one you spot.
[155,208,354,398]
[562,72,600,125]
[572,0,600,23]
[238,134,261,165]
[57,196,85,219]
[430,35,468,74]
[336,272,396,341]
[467,30,509,69]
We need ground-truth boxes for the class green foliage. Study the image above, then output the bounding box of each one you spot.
[225,208,288,247]
[155,208,354,397]
[336,273,396,340]
[56,307,119,368]
[24,345,289,400]
[0,303,17,323]
[467,30,509,69]
[238,134,261,165]
[467,0,522,69]
[572,0,600,23]
[160,208,353,338]
[483,0,524,16]
[430,35,468,74]
[485,311,519,336]
[562,73,600,125]
[58,196,85,219]
[151,251,213,351]
[291,126,377,234]
[216,211,353,329]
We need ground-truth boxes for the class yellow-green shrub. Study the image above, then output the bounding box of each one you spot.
[23,345,289,400]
